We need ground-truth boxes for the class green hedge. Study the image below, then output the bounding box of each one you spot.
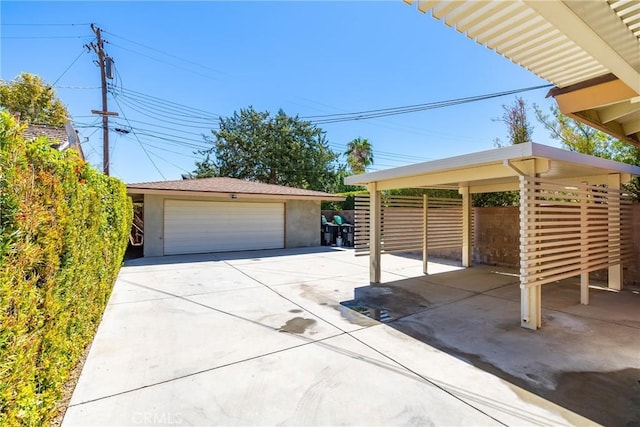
[0,112,133,425]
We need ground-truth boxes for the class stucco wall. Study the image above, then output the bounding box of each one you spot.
[286,200,321,248]
[141,194,321,256]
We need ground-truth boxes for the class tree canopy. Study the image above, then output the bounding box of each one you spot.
[344,137,374,174]
[0,72,68,127]
[535,103,640,199]
[194,107,341,193]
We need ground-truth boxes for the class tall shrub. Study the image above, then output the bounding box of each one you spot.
[0,112,132,425]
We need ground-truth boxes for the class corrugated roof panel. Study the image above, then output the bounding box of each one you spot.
[410,0,620,88]
[465,3,527,39]
[452,2,507,34]
[608,0,640,39]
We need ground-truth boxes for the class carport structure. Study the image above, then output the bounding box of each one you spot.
[345,142,640,330]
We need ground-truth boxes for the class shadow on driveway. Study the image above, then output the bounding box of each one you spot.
[342,266,640,426]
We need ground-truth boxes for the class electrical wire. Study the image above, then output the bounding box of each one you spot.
[109,85,220,120]
[4,23,92,26]
[112,95,167,179]
[103,30,228,76]
[52,46,93,86]
[0,35,94,39]
[303,84,553,124]
[106,41,222,82]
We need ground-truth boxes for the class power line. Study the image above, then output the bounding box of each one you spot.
[1,35,93,39]
[112,94,167,180]
[103,30,228,77]
[53,46,92,86]
[106,41,222,82]
[4,23,92,26]
[303,84,553,124]
[109,85,220,120]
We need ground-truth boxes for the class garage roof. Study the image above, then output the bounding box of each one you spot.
[405,0,640,146]
[127,177,345,201]
[344,142,640,192]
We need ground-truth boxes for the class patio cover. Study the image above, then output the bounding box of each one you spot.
[345,142,640,329]
[404,0,640,147]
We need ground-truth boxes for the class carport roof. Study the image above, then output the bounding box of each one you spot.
[404,0,640,146]
[127,177,345,201]
[344,142,640,193]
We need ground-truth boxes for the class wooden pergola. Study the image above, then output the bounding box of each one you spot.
[345,143,640,330]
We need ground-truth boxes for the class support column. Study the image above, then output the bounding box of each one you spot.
[368,183,381,284]
[423,194,428,275]
[459,186,472,268]
[580,184,589,305]
[608,174,623,290]
[519,175,541,330]
[521,285,541,330]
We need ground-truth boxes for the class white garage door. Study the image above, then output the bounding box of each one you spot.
[164,200,284,255]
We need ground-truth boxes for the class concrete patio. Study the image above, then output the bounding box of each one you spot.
[63,248,639,426]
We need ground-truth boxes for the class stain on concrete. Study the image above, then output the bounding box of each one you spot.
[337,304,379,327]
[289,309,303,314]
[278,317,316,334]
[341,284,432,321]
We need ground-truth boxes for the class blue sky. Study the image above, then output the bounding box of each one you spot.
[1,1,559,184]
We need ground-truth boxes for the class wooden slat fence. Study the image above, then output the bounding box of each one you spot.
[354,194,467,255]
[519,176,633,288]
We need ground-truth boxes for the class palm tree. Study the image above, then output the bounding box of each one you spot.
[344,137,373,175]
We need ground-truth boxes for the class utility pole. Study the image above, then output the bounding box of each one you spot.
[88,23,117,175]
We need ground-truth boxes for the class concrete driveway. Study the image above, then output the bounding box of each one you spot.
[63,248,638,426]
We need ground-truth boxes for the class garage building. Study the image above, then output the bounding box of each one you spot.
[127,177,344,257]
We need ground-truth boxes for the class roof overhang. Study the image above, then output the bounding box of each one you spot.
[344,142,640,193]
[405,0,640,146]
[126,187,345,203]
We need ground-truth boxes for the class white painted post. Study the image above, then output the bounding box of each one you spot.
[608,174,623,290]
[519,175,540,330]
[580,183,589,305]
[460,186,471,268]
[423,194,428,275]
[520,286,541,330]
[368,183,382,284]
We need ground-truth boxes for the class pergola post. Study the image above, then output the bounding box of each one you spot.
[519,175,541,330]
[423,194,428,274]
[608,173,623,290]
[580,185,589,305]
[368,182,382,284]
[459,186,472,268]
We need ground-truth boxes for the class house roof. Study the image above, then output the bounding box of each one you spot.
[404,0,640,147]
[127,177,345,201]
[23,124,69,143]
[23,123,85,160]
[344,142,640,193]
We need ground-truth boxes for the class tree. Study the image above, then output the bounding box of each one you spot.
[344,137,374,174]
[535,103,640,199]
[493,97,533,146]
[0,72,68,127]
[534,104,621,157]
[479,97,533,206]
[194,107,341,193]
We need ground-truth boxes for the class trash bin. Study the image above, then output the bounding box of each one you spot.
[321,223,339,246]
[340,224,355,247]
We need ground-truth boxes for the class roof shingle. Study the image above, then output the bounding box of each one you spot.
[127,177,344,200]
